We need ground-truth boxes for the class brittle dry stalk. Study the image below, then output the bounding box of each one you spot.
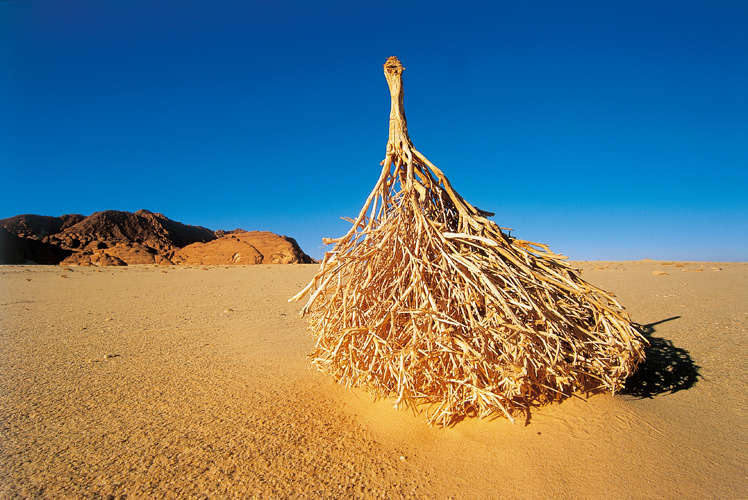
[291,56,646,426]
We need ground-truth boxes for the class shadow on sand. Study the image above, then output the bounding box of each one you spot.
[622,316,701,398]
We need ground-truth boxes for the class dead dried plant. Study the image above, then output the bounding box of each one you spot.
[291,56,647,426]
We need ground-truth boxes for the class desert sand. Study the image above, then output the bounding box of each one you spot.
[0,260,746,499]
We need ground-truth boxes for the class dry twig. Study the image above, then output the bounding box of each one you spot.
[291,56,646,426]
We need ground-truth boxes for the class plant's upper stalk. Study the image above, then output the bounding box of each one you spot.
[383,56,415,190]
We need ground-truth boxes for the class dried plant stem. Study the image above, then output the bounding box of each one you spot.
[291,56,646,426]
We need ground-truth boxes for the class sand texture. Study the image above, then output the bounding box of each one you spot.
[1,261,746,499]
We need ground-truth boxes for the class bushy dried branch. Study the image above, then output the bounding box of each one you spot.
[292,56,646,426]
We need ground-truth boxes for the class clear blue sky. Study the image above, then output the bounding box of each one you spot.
[2,1,746,261]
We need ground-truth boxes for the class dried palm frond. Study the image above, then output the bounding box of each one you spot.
[291,56,646,426]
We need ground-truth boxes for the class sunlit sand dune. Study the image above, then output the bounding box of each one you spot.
[0,261,745,499]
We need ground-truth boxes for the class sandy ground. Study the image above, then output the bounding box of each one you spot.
[0,261,746,499]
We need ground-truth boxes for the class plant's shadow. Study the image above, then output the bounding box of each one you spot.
[622,316,700,398]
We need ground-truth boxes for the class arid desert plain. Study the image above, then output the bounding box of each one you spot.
[1,260,746,499]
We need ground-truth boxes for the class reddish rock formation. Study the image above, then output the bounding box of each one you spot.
[61,243,175,266]
[173,231,313,265]
[172,235,264,265]
[0,210,313,266]
[66,251,128,267]
[237,231,312,264]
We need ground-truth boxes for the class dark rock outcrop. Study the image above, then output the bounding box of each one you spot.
[0,214,85,241]
[48,209,216,254]
[0,228,74,265]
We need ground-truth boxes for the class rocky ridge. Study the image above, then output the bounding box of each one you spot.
[0,210,314,266]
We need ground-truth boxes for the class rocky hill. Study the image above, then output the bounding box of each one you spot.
[172,231,311,266]
[0,210,314,266]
